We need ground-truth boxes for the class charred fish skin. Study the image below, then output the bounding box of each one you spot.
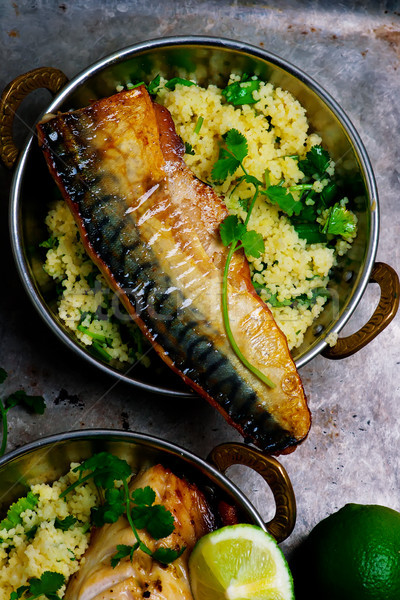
[37,87,310,454]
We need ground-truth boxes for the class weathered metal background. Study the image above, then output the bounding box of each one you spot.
[0,0,399,558]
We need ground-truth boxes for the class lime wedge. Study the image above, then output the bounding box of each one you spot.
[188,524,294,600]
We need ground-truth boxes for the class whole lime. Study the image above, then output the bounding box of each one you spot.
[300,503,400,600]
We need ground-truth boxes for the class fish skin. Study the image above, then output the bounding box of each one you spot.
[37,87,311,453]
[64,464,215,600]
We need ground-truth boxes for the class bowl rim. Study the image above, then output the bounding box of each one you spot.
[0,428,266,531]
[9,34,379,394]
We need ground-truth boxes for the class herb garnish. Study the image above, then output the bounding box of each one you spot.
[0,369,46,457]
[60,452,185,568]
[0,491,39,532]
[164,77,196,91]
[184,142,195,155]
[222,75,261,106]
[212,129,275,389]
[10,571,65,600]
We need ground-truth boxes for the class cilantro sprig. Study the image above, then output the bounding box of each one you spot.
[60,453,184,568]
[0,369,46,457]
[10,571,65,600]
[212,129,275,389]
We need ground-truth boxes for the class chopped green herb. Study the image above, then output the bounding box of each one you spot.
[165,77,195,91]
[0,374,47,457]
[39,237,58,250]
[111,543,138,568]
[10,571,65,600]
[147,74,161,95]
[184,142,195,155]
[298,144,331,179]
[238,197,250,211]
[261,185,302,217]
[322,203,357,238]
[5,391,46,415]
[54,516,77,531]
[25,525,38,541]
[0,491,38,531]
[126,81,144,90]
[292,222,327,244]
[84,271,98,289]
[193,116,204,134]
[222,77,260,106]
[77,324,111,345]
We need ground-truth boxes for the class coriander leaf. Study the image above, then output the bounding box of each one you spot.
[147,74,161,95]
[184,142,195,155]
[0,368,7,384]
[131,504,151,530]
[244,174,263,187]
[165,77,195,91]
[5,391,46,415]
[91,341,112,362]
[320,181,337,208]
[73,452,132,489]
[322,203,357,238]
[219,215,246,247]
[131,486,156,507]
[10,586,29,600]
[222,78,260,105]
[193,116,204,134]
[0,492,38,531]
[262,186,302,217]
[91,487,125,526]
[254,284,292,307]
[298,145,331,179]
[241,230,265,259]
[85,271,97,288]
[145,504,175,540]
[211,148,240,183]
[292,222,327,244]
[111,543,138,568]
[26,525,38,540]
[152,546,186,564]
[294,287,331,307]
[54,516,77,531]
[27,571,65,599]
[224,129,248,162]
[39,237,58,249]
[238,197,249,211]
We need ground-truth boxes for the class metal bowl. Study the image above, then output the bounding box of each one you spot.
[0,429,296,544]
[1,36,398,396]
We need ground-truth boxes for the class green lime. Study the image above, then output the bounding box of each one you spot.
[188,524,294,600]
[300,503,400,600]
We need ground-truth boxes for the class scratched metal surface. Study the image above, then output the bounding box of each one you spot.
[0,0,400,561]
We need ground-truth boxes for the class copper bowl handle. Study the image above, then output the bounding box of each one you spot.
[0,67,68,169]
[322,262,399,360]
[208,442,296,543]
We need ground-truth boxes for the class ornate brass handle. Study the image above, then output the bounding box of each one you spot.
[208,442,296,543]
[322,262,399,360]
[0,67,68,169]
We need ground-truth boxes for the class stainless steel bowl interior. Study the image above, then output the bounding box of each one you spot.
[10,36,378,394]
[0,429,265,530]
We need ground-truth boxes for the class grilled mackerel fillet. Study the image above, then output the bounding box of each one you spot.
[37,87,311,453]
